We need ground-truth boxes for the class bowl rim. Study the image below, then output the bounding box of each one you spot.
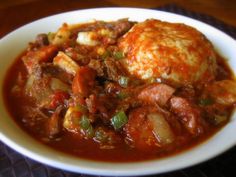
[0,7,236,176]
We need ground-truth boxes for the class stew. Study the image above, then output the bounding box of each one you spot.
[3,19,236,162]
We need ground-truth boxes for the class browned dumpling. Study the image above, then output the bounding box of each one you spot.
[118,19,217,86]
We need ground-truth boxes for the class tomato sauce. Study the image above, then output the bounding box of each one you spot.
[2,19,235,162]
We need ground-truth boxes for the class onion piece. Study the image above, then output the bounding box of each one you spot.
[76,31,99,46]
[53,51,79,76]
[147,113,174,145]
[50,78,70,92]
[52,24,71,45]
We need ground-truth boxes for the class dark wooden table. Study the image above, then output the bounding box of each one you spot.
[0,0,236,38]
[0,1,236,177]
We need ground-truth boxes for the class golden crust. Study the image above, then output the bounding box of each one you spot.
[118,19,217,86]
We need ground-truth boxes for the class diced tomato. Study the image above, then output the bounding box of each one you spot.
[72,66,96,97]
[49,91,69,109]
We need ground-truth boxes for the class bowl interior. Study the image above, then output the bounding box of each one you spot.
[0,8,236,176]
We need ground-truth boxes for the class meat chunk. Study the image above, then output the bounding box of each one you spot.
[85,94,97,114]
[46,106,63,137]
[75,19,134,46]
[22,45,58,73]
[112,19,134,37]
[25,67,70,109]
[72,66,96,97]
[104,58,126,81]
[35,34,49,47]
[85,94,114,120]
[138,83,175,106]
[39,63,73,84]
[88,59,105,77]
[170,96,206,136]
[25,75,53,107]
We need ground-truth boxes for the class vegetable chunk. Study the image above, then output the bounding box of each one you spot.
[111,111,128,130]
[53,51,79,76]
[125,107,175,150]
[147,113,174,145]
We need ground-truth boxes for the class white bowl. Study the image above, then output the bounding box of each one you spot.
[0,7,236,176]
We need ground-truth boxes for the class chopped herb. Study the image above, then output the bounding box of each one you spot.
[79,115,94,138]
[199,98,214,106]
[213,114,228,125]
[86,125,95,138]
[118,76,129,88]
[148,77,156,83]
[79,115,90,130]
[101,50,110,60]
[113,51,124,60]
[117,91,129,99]
[111,111,128,130]
[76,104,87,113]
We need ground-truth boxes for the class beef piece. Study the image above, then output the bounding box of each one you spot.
[46,106,63,138]
[113,19,134,37]
[88,59,105,77]
[85,94,113,120]
[25,75,52,107]
[170,96,207,136]
[176,85,196,102]
[25,64,71,109]
[104,58,126,81]
[35,34,49,47]
[22,45,58,74]
[105,82,122,94]
[72,66,96,97]
[85,94,97,114]
[40,63,73,84]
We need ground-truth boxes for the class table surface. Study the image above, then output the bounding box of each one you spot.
[1,1,236,177]
[0,0,236,38]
